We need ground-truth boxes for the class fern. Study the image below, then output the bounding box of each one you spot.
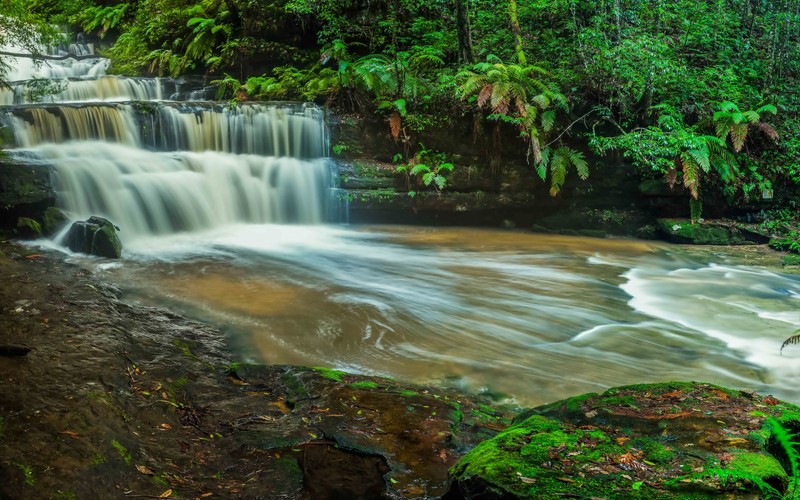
[702,467,782,498]
[768,418,800,481]
[781,332,800,354]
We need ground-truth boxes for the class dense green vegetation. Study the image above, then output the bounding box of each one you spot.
[3,0,800,220]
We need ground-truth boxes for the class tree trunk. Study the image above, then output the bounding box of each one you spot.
[455,0,475,63]
[508,0,526,65]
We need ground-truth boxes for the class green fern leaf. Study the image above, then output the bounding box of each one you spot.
[540,110,556,133]
[757,104,778,115]
[686,147,711,173]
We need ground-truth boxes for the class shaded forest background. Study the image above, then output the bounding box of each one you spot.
[3,0,800,226]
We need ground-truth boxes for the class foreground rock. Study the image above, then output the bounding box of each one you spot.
[64,216,122,258]
[448,382,800,498]
[0,241,508,498]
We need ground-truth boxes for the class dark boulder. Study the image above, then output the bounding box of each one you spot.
[65,216,122,258]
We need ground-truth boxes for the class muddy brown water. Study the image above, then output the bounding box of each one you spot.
[57,225,800,407]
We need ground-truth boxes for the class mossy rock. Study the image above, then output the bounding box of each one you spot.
[656,218,757,245]
[41,207,68,236]
[447,382,800,499]
[65,216,122,258]
[15,217,41,238]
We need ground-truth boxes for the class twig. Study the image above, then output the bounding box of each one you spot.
[542,109,598,149]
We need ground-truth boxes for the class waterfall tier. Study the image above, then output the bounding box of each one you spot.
[3,36,343,246]
[3,102,327,157]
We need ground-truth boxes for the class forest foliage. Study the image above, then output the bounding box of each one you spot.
[4,0,800,215]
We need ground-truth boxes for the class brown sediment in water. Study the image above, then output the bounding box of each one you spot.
[0,239,511,499]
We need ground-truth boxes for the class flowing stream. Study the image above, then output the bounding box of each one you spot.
[4,39,800,407]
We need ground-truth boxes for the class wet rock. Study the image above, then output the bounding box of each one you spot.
[41,207,68,235]
[656,218,768,245]
[447,382,800,499]
[65,216,122,258]
[15,217,41,238]
[0,160,56,230]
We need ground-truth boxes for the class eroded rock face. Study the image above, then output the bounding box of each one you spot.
[65,216,122,258]
[447,382,800,499]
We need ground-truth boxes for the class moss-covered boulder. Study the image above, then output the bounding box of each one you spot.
[656,218,769,245]
[41,207,68,235]
[15,217,42,238]
[65,216,122,258]
[447,382,800,499]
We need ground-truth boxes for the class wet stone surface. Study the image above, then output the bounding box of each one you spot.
[0,241,511,499]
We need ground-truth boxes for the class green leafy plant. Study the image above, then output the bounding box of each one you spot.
[674,418,799,498]
[591,102,778,220]
[457,55,588,195]
[396,144,454,197]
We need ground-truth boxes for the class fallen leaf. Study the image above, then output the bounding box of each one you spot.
[160,423,172,429]
[711,389,729,400]
[60,430,79,438]
[764,396,780,406]
[25,254,44,259]
[135,464,155,475]
[557,477,574,483]
[200,493,213,498]
[159,489,172,498]
[616,437,630,445]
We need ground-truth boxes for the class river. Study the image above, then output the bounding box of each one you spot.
[70,224,799,407]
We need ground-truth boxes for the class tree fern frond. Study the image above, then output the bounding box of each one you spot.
[754,122,780,143]
[567,148,589,179]
[549,147,569,196]
[781,334,800,354]
[757,104,778,116]
[743,110,760,123]
[540,110,556,132]
[476,84,492,108]
[730,123,748,152]
[686,147,711,173]
[531,93,551,109]
[718,101,740,113]
[491,82,511,115]
[767,417,800,479]
[681,154,700,199]
[704,467,782,498]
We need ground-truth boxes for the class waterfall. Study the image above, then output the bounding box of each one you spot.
[2,36,342,248]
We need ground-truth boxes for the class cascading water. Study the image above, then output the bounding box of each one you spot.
[2,38,341,244]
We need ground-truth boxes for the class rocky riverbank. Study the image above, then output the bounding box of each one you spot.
[2,238,799,499]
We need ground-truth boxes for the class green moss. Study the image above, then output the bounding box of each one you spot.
[656,218,748,245]
[111,439,133,465]
[728,452,787,482]
[41,207,67,235]
[630,437,676,464]
[16,217,41,235]
[451,415,636,498]
[398,390,418,397]
[313,366,346,382]
[348,381,378,390]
